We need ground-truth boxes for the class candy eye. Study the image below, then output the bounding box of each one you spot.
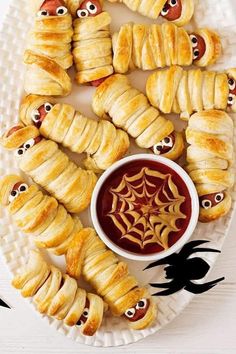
[215,193,224,203]
[31,109,40,123]
[77,9,89,18]
[18,183,28,193]
[37,10,49,17]
[201,199,212,209]
[135,299,147,310]
[193,49,200,60]
[82,308,89,318]
[228,93,235,105]
[15,147,25,157]
[125,308,135,318]
[23,138,35,150]
[163,136,173,147]
[9,190,19,203]
[228,78,236,91]
[161,7,169,16]
[86,1,98,14]
[190,34,198,48]
[169,0,177,7]
[153,143,163,155]
[77,320,84,327]
[44,103,53,113]
[56,6,68,16]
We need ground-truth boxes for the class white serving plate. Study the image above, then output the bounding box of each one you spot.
[0,0,236,347]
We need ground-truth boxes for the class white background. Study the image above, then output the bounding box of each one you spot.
[0,1,236,353]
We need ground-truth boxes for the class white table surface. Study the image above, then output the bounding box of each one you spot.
[0,1,236,353]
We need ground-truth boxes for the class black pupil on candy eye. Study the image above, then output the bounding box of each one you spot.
[228,79,234,86]
[83,310,88,316]
[229,96,233,101]
[11,190,17,196]
[216,195,222,201]
[25,144,31,149]
[192,37,197,44]
[81,11,87,16]
[77,320,82,326]
[138,300,145,307]
[171,0,177,4]
[89,4,95,10]
[20,186,26,192]
[156,146,162,151]
[203,201,210,207]
[58,9,64,14]
[194,50,199,56]
[127,311,133,316]
[18,149,24,155]
[164,137,170,144]
[45,105,51,111]
[42,11,48,15]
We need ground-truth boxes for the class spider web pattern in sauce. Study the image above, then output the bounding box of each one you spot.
[97,160,192,255]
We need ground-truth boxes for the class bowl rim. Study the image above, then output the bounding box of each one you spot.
[91,154,200,262]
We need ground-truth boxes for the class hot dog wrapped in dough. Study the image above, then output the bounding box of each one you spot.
[65,0,113,85]
[186,110,234,223]
[24,0,73,96]
[112,22,221,74]
[146,66,236,120]
[0,125,97,213]
[108,0,194,26]
[66,228,157,330]
[0,174,83,255]
[12,250,104,336]
[20,94,130,172]
[92,74,184,161]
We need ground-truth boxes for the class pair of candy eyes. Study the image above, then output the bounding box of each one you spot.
[190,35,200,60]
[228,79,236,105]
[201,193,224,210]
[37,6,67,17]
[77,307,89,327]
[31,103,53,123]
[9,184,28,203]
[161,0,178,16]
[15,139,36,157]
[153,136,173,155]
[77,2,98,18]
[125,299,147,318]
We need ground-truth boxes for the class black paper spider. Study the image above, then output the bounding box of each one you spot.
[144,240,225,296]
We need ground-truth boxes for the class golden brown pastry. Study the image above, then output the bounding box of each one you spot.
[107,0,194,26]
[66,228,157,330]
[65,0,113,85]
[92,74,184,160]
[19,94,130,172]
[12,250,104,336]
[0,174,83,255]
[112,23,221,74]
[27,0,73,69]
[186,110,234,223]
[24,0,73,96]
[0,125,97,213]
[146,66,236,120]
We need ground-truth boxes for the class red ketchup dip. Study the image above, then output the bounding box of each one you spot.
[96,160,192,255]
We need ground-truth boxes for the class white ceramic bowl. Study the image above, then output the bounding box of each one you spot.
[91,154,199,262]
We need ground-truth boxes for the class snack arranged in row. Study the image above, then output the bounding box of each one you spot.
[24,0,221,96]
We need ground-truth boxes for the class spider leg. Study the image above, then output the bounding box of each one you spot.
[144,254,178,270]
[151,281,184,296]
[185,277,225,294]
[179,240,220,259]
[149,280,178,288]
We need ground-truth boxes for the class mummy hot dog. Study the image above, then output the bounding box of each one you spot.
[24,0,73,96]
[19,94,130,172]
[65,0,114,85]
[146,66,236,120]
[12,250,104,336]
[0,125,97,213]
[185,110,234,223]
[107,0,194,26]
[0,174,84,255]
[112,22,221,74]
[66,228,157,329]
[92,74,184,161]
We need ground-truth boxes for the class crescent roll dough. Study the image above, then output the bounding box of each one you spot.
[0,125,97,213]
[146,66,236,120]
[112,23,221,74]
[66,0,113,84]
[108,0,194,26]
[186,110,234,223]
[0,174,83,255]
[12,250,104,336]
[66,228,157,330]
[92,74,184,161]
[19,94,130,172]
